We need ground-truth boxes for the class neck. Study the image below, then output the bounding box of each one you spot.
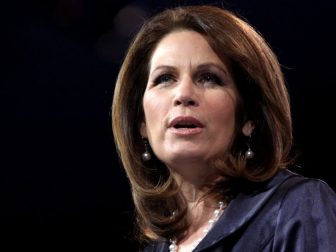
[169,163,218,200]
[170,164,220,229]
[187,198,218,233]
[169,200,226,252]
[167,158,217,184]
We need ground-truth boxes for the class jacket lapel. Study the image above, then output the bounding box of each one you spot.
[196,169,297,251]
[145,169,298,252]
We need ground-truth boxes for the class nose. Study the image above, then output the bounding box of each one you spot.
[173,77,199,107]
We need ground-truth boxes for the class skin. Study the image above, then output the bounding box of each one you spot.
[140,30,253,250]
[141,30,253,182]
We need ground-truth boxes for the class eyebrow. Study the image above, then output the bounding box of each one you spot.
[196,63,229,76]
[151,62,229,75]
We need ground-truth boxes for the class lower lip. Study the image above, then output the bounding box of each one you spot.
[169,127,203,136]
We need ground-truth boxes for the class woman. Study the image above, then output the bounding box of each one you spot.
[112,5,336,252]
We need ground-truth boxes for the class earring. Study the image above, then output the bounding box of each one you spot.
[142,138,151,161]
[245,135,254,159]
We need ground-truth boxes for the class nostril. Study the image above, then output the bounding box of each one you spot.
[174,96,197,106]
[188,100,196,106]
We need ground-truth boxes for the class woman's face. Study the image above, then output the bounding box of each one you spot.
[141,30,243,169]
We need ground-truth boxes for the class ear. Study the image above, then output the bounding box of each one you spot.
[242,120,255,136]
[140,121,147,138]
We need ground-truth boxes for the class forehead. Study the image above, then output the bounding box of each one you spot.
[149,30,226,68]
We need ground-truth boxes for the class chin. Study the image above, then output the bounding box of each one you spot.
[162,150,207,164]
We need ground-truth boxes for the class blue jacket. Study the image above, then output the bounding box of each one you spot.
[144,169,336,251]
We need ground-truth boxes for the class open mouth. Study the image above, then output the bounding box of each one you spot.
[174,123,198,129]
[169,116,204,133]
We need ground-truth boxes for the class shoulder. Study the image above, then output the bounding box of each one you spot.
[263,170,336,230]
[266,170,336,237]
[266,169,335,199]
[278,171,336,206]
[270,172,336,251]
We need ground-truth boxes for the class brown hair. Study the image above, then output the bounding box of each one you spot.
[112,5,293,244]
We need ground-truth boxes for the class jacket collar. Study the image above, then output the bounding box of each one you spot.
[147,169,297,251]
[196,169,297,251]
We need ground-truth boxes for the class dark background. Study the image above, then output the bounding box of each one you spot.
[1,0,335,250]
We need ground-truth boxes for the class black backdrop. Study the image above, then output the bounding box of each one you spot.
[1,0,336,250]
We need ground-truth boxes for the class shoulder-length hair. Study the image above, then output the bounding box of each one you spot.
[112,5,293,243]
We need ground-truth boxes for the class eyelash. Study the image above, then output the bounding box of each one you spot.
[153,74,176,85]
[152,72,223,86]
[198,72,223,86]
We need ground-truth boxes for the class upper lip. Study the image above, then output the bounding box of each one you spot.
[168,116,204,128]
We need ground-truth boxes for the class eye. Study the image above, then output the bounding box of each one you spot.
[153,74,176,85]
[198,72,223,86]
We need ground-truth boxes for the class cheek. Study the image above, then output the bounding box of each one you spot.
[212,108,236,133]
[208,104,237,157]
[208,96,237,134]
[142,92,168,133]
